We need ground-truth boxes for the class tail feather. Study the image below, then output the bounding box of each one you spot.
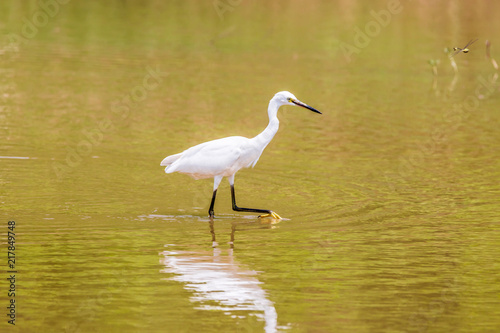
[160,153,182,166]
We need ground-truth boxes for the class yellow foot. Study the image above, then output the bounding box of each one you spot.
[258,211,282,219]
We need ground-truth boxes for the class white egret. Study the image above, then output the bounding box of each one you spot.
[160,91,321,219]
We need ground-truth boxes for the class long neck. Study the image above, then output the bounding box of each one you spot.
[252,98,280,148]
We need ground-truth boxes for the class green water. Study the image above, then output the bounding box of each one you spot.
[1,1,499,332]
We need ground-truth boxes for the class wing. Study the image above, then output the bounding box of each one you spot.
[165,136,256,179]
[464,38,478,48]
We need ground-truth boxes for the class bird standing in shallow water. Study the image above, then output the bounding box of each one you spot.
[160,91,321,219]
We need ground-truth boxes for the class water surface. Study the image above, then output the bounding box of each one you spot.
[1,1,499,332]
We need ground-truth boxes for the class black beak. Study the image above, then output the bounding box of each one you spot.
[292,99,322,114]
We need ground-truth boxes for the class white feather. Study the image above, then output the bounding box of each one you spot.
[163,136,262,180]
[159,91,321,217]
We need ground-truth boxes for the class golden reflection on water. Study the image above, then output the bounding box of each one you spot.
[1,0,500,332]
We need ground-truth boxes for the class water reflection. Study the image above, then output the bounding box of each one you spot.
[159,221,280,333]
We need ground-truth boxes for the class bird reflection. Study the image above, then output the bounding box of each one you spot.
[160,220,281,333]
[208,219,278,248]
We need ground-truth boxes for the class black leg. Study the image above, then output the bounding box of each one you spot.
[230,185,274,215]
[208,189,217,218]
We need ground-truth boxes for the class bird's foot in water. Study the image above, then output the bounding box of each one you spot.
[258,211,282,219]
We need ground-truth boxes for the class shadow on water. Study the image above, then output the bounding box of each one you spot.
[159,219,286,333]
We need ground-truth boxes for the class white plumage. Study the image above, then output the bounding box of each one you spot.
[161,136,261,180]
[161,91,321,219]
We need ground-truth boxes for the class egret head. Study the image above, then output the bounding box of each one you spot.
[273,91,322,114]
